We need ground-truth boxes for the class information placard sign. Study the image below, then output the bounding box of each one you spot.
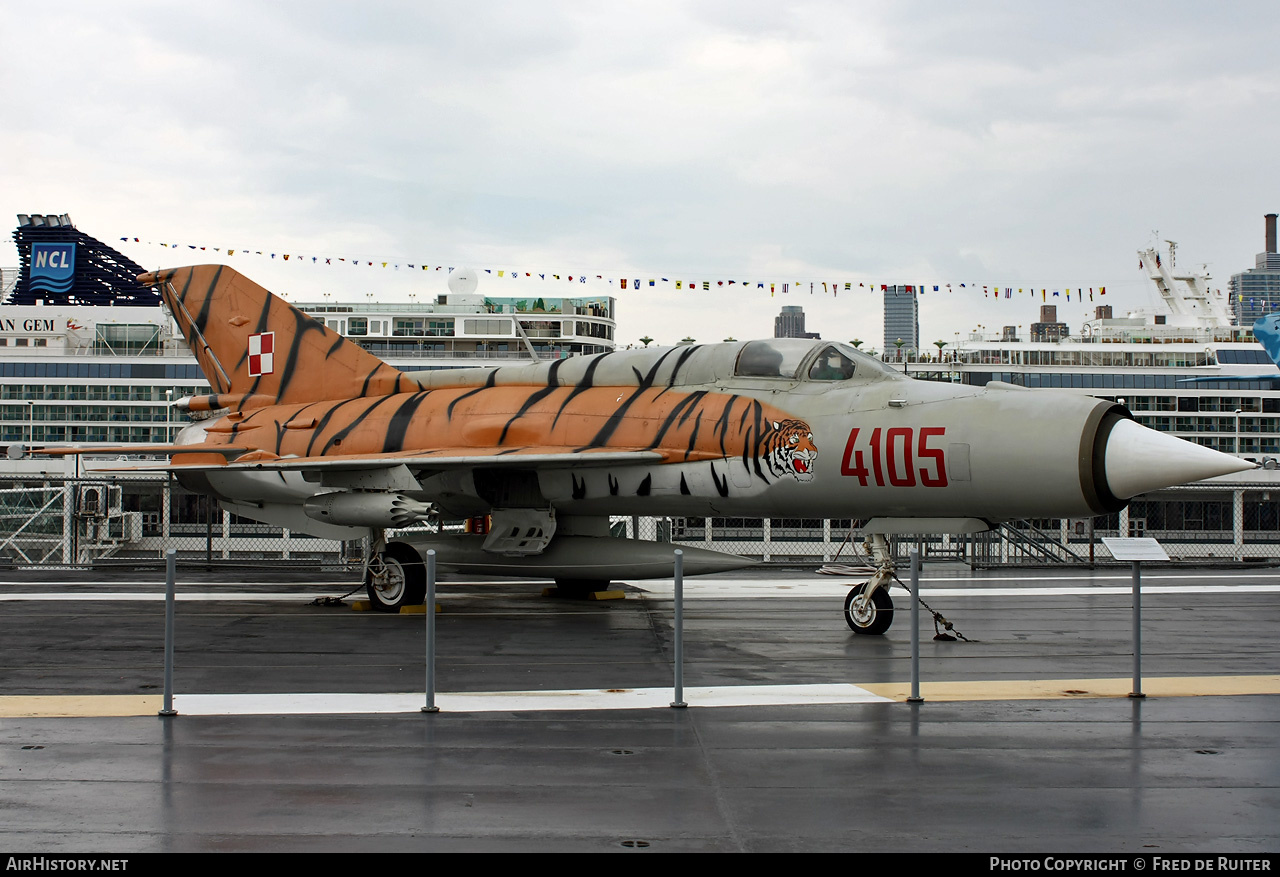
[1101,536,1169,562]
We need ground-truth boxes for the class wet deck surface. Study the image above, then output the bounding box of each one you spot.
[1,564,1278,852]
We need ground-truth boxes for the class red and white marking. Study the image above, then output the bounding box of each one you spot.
[248,332,274,377]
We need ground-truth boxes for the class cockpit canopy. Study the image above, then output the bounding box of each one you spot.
[413,337,903,393]
[734,340,900,382]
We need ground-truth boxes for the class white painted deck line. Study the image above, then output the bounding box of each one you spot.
[174,683,891,715]
[632,581,1280,598]
[1,571,1278,590]
[0,592,359,602]
[2,582,1280,601]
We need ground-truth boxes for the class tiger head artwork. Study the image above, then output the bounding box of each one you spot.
[763,419,818,483]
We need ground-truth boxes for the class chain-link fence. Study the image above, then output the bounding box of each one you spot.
[0,475,1274,570]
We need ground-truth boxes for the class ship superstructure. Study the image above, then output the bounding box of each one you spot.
[0,215,616,459]
[909,240,1279,462]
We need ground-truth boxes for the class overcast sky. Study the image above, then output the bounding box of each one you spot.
[3,1,1278,350]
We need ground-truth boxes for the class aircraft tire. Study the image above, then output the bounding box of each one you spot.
[844,584,893,635]
[366,543,426,612]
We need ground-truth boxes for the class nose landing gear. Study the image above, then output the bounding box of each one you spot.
[843,533,896,635]
[844,582,894,634]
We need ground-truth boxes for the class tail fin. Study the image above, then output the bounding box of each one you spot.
[140,265,410,407]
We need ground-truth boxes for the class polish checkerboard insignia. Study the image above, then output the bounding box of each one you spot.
[248,332,274,377]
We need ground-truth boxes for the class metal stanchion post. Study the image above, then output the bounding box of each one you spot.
[159,548,177,717]
[205,495,213,568]
[908,549,923,703]
[1100,536,1163,701]
[422,550,439,713]
[670,549,687,708]
[1130,560,1144,699]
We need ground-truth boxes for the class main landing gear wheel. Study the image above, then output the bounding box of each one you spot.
[366,543,425,612]
[844,583,894,635]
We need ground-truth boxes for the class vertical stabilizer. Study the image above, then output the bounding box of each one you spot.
[140,265,410,406]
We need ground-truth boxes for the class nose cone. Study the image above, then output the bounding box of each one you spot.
[1104,419,1255,499]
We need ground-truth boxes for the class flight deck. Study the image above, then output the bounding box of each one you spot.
[0,565,1277,853]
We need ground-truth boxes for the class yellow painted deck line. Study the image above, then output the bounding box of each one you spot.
[0,695,163,717]
[4,676,1280,716]
[860,675,1280,702]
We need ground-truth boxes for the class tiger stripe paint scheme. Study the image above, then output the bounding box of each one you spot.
[140,265,822,519]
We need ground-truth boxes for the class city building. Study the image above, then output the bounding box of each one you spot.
[1029,305,1070,341]
[1231,213,1280,326]
[882,285,919,359]
[773,305,819,339]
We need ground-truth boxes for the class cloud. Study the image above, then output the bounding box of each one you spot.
[2,1,1278,348]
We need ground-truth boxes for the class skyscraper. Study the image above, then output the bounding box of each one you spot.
[883,285,919,358]
[1231,213,1280,326]
[774,305,820,339]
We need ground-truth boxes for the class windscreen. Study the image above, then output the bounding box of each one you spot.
[735,340,818,378]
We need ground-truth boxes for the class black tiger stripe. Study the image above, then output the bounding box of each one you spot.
[710,462,729,497]
[645,390,708,450]
[381,391,431,453]
[191,266,220,337]
[683,417,702,461]
[273,308,329,401]
[321,395,398,454]
[446,369,498,420]
[497,360,566,445]
[711,395,741,457]
[748,400,770,482]
[587,349,684,447]
[305,398,362,456]
[550,354,606,430]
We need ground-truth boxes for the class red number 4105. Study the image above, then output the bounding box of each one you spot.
[840,426,948,488]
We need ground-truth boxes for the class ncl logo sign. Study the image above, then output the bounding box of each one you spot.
[29,243,76,296]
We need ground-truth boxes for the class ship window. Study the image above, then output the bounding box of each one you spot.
[348,318,368,336]
[463,318,511,335]
[95,324,161,354]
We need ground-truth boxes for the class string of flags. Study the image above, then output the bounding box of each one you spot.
[119,235,1118,302]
